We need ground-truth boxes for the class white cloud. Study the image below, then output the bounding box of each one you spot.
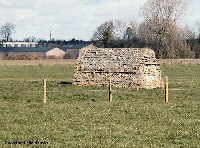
[0,0,36,8]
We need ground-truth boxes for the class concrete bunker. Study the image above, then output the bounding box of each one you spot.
[73,45,163,89]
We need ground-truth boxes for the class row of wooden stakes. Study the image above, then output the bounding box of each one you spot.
[42,77,169,104]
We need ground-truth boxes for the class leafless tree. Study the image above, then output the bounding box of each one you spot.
[124,21,145,47]
[139,0,191,58]
[181,25,196,51]
[196,19,200,41]
[0,22,15,43]
[112,20,127,40]
[125,21,139,40]
[92,20,126,47]
[92,20,114,47]
[23,36,37,42]
[196,19,200,30]
[141,0,186,23]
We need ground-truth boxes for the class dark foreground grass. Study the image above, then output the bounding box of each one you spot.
[0,64,200,147]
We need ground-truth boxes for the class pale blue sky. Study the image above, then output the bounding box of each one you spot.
[0,0,199,40]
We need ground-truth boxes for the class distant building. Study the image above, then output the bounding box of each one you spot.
[2,42,39,47]
[0,47,51,59]
[0,43,89,59]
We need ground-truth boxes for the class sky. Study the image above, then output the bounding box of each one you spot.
[0,0,199,41]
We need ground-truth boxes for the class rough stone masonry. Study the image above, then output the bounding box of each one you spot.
[73,45,163,89]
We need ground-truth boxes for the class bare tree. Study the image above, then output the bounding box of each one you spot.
[92,20,126,48]
[196,19,200,42]
[1,22,15,43]
[139,0,190,58]
[196,19,200,31]
[92,20,114,47]
[125,21,139,40]
[23,36,37,42]
[124,21,144,47]
[112,20,127,40]
[141,0,186,23]
[181,25,196,51]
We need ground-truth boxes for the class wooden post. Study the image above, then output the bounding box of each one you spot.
[43,79,47,104]
[109,78,112,102]
[165,76,169,103]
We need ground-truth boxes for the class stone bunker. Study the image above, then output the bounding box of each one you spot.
[73,45,163,89]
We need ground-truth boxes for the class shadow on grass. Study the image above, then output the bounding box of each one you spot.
[58,81,73,86]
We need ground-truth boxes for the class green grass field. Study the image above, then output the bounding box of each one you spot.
[0,64,200,147]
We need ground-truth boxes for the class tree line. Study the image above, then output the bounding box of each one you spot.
[92,0,200,59]
[0,23,90,47]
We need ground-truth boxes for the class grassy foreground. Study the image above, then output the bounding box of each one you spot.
[0,64,200,147]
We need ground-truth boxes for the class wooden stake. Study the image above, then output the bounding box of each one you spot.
[109,78,112,102]
[43,79,47,104]
[165,76,169,103]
